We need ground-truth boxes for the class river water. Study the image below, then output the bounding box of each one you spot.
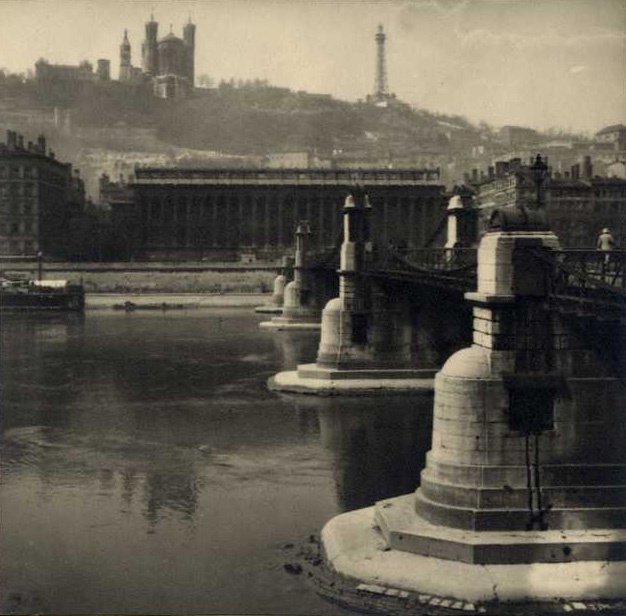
[0,310,434,615]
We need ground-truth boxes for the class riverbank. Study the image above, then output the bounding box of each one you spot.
[0,262,279,294]
[86,293,270,309]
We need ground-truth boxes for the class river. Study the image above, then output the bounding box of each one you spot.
[0,309,434,615]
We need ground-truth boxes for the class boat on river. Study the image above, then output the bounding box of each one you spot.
[0,277,85,312]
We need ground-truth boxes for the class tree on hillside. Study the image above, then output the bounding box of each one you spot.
[197,74,214,88]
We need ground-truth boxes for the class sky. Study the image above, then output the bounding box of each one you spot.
[0,0,624,133]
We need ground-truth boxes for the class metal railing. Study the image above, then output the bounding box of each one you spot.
[385,247,478,272]
[523,247,625,320]
[552,250,626,291]
[362,247,477,292]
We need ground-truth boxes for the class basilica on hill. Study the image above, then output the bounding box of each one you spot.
[119,14,196,100]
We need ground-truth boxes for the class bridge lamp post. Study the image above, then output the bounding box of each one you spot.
[530,153,548,210]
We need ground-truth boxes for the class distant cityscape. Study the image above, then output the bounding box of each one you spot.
[0,20,625,260]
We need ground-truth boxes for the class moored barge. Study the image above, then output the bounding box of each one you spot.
[1,279,85,312]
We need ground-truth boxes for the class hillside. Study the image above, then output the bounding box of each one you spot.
[0,70,494,160]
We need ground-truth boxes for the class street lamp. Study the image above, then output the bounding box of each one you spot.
[530,154,548,210]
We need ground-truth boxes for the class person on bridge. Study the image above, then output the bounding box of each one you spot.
[598,228,616,251]
[597,227,616,268]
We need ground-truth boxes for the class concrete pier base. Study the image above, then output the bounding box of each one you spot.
[318,503,626,614]
[268,363,435,395]
[255,273,288,314]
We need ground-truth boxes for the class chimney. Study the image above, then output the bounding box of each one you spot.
[564,170,570,179]
[49,150,56,160]
[480,170,486,181]
[17,134,24,149]
[571,163,580,180]
[463,172,470,185]
[487,166,495,179]
[37,135,46,154]
[7,130,17,150]
[582,155,593,180]
[495,161,507,176]
[471,168,478,182]
[28,141,33,151]
[554,171,562,179]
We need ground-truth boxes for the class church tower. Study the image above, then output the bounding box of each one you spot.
[183,17,196,87]
[142,13,159,76]
[119,29,132,81]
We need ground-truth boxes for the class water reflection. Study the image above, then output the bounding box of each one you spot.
[271,329,321,370]
[287,395,433,511]
[1,312,434,615]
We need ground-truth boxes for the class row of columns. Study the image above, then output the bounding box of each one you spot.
[137,190,444,251]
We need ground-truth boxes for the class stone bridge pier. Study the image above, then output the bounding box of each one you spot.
[314,223,626,614]
[260,222,330,330]
[269,188,437,395]
[254,256,293,315]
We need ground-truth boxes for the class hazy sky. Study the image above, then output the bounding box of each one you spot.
[0,0,624,133]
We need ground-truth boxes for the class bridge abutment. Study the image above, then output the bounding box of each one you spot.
[314,227,626,613]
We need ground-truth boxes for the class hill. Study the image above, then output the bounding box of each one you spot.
[0,70,492,160]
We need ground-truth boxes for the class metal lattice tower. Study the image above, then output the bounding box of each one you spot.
[374,24,388,99]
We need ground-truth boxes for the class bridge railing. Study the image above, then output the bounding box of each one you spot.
[521,247,626,322]
[552,250,626,291]
[371,247,478,272]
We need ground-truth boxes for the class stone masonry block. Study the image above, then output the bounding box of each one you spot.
[473,307,494,321]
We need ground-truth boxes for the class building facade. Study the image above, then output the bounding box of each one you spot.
[35,58,109,83]
[105,167,446,260]
[499,125,542,149]
[474,156,626,248]
[0,130,86,256]
[595,124,626,152]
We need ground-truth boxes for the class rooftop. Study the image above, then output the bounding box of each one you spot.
[132,167,443,186]
[596,124,626,136]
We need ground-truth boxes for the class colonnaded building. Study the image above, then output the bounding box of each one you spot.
[100,167,447,260]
